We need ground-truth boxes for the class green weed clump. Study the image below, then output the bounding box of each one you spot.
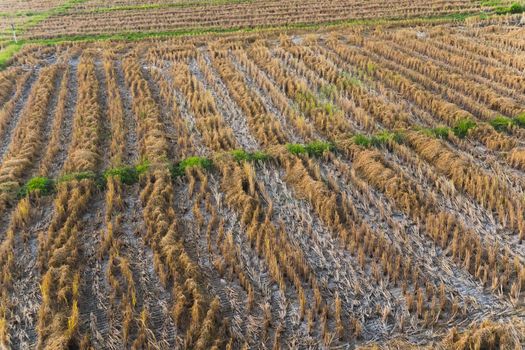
[427,126,450,139]
[57,171,106,188]
[490,116,513,132]
[322,102,337,115]
[0,43,23,70]
[287,141,334,156]
[353,131,403,148]
[366,62,377,73]
[353,134,372,148]
[104,161,150,185]
[19,177,55,197]
[58,171,99,183]
[417,119,476,140]
[452,119,477,138]
[509,3,524,13]
[305,141,334,156]
[495,2,524,14]
[371,131,404,146]
[287,143,307,155]
[512,113,525,128]
[171,156,213,178]
[231,149,270,162]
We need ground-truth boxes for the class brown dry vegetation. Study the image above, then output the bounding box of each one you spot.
[0,14,524,350]
[22,0,505,40]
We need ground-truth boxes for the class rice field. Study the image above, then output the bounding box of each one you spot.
[0,3,524,350]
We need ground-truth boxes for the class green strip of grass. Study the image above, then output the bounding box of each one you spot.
[0,42,23,69]
[481,0,525,14]
[513,113,525,127]
[11,108,525,199]
[11,140,338,199]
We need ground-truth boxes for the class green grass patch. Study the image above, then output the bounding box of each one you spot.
[513,113,525,128]
[509,3,525,14]
[231,149,270,162]
[353,134,372,148]
[294,90,317,107]
[19,176,55,197]
[493,2,525,14]
[426,126,450,139]
[305,141,334,156]
[366,62,377,74]
[322,102,338,116]
[353,131,403,148]
[171,156,213,178]
[452,118,477,138]
[104,161,150,185]
[287,141,334,156]
[490,116,514,132]
[57,171,101,185]
[510,3,525,13]
[286,143,307,155]
[371,131,404,146]
[0,43,23,69]
[417,119,476,140]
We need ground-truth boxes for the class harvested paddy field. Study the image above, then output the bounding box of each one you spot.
[0,3,524,350]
